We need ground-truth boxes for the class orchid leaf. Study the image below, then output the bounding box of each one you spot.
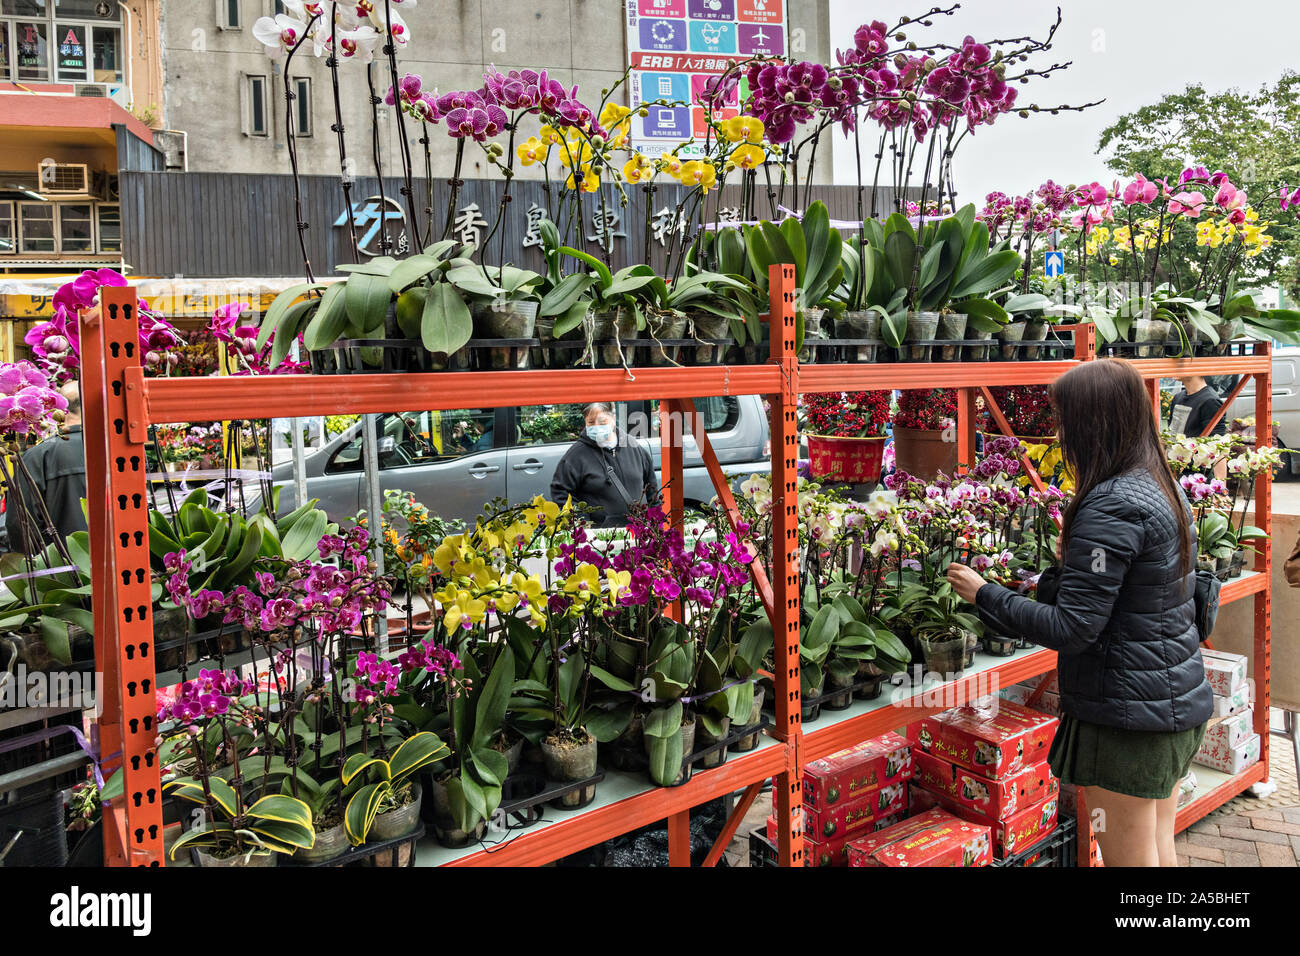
[420,281,473,355]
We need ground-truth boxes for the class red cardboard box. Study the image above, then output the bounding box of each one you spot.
[806,813,905,867]
[804,782,908,841]
[911,700,1058,780]
[911,784,1059,859]
[765,808,807,843]
[912,750,1056,820]
[802,732,913,811]
[847,807,991,867]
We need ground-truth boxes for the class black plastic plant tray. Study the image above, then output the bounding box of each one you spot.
[603,713,770,783]
[544,338,732,369]
[491,767,608,827]
[991,814,1077,867]
[218,825,426,868]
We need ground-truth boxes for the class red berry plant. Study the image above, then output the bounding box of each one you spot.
[894,388,957,431]
[802,390,891,438]
[981,385,1058,438]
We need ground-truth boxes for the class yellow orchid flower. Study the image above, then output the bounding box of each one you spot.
[599,102,633,128]
[658,153,685,177]
[605,569,631,605]
[678,160,717,190]
[510,572,548,628]
[441,590,487,633]
[539,124,564,146]
[728,144,766,171]
[432,535,467,575]
[607,120,632,150]
[623,153,655,184]
[557,138,592,169]
[516,136,548,166]
[566,166,600,193]
[722,115,764,145]
[564,563,601,603]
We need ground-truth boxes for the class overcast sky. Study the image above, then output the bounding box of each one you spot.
[826,0,1297,204]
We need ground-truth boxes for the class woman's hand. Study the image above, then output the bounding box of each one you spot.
[946,562,988,605]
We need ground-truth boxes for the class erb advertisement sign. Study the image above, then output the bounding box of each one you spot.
[625,0,788,158]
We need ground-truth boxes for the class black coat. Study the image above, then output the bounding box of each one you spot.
[975,468,1213,733]
[4,426,87,555]
[549,434,660,527]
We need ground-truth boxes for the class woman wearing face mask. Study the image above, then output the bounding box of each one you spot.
[549,402,660,527]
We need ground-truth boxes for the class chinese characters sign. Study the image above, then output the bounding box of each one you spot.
[626,0,787,158]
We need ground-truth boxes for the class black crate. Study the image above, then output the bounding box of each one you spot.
[748,826,779,868]
[992,814,1078,867]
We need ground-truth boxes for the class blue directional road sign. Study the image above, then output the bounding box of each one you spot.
[1045,250,1065,278]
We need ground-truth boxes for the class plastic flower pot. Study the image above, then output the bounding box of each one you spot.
[492,731,525,777]
[854,663,885,700]
[1196,554,1217,573]
[645,717,696,787]
[798,307,827,364]
[919,634,966,676]
[982,633,1018,657]
[603,715,645,770]
[801,675,825,723]
[689,310,732,365]
[644,308,689,366]
[1132,318,1174,358]
[694,716,732,769]
[836,310,882,362]
[371,781,423,841]
[965,327,995,361]
[891,426,958,481]
[821,670,856,711]
[1230,549,1246,578]
[997,320,1027,360]
[730,686,766,752]
[806,434,886,483]
[541,730,599,809]
[1210,318,1244,357]
[475,299,538,370]
[195,846,278,867]
[427,773,488,848]
[963,631,979,669]
[295,821,349,863]
[901,311,940,362]
[1021,320,1049,359]
[935,312,968,362]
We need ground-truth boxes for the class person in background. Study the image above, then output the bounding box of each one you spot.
[550,402,660,527]
[5,382,86,555]
[947,359,1211,868]
[1168,374,1225,438]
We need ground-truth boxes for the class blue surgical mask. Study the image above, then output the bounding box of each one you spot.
[586,424,615,447]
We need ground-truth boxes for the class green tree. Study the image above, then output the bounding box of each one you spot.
[1097,72,1300,301]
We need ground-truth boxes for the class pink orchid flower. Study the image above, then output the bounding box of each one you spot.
[1168,191,1207,217]
[1214,181,1246,211]
[1122,174,1158,206]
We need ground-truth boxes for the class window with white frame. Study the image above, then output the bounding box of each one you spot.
[58,203,93,252]
[292,75,311,136]
[18,202,55,253]
[0,202,14,254]
[218,0,241,30]
[97,203,120,252]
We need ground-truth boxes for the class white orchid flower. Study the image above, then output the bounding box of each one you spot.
[252,14,309,58]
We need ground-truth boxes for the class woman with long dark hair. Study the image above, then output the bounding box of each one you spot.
[947,359,1212,867]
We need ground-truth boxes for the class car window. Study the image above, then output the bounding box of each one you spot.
[326,409,495,472]
[648,397,740,437]
[515,404,587,446]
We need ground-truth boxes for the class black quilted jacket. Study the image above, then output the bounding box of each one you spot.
[975,468,1213,732]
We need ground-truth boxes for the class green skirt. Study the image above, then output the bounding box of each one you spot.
[1048,713,1207,800]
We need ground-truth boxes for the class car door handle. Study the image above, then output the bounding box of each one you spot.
[467,463,501,479]
[511,458,544,473]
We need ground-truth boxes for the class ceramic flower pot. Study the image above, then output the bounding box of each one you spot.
[997,320,1027,360]
[296,821,349,863]
[730,686,766,752]
[541,730,599,809]
[195,846,278,867]
[919,634,966,676]
[902,311,940,362]
[694,716,732,769]
[836,310,882,362]
[891,425,958,481]
[935,312,968,362]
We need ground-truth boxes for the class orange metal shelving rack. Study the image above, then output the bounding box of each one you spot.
[84,274,1273,867]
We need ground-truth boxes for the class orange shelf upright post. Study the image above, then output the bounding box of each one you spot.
[659,397,691,866]
[84,286,164,866]
[767,263,805,867]
[1252,343,1272,779]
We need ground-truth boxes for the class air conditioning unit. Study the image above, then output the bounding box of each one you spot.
[74,84,106,97]
[37,163,90,195]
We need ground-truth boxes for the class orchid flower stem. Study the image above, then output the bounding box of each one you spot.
[325,4,358,264]
[365,64,393,255]
[283,14,319,282]
[441,139,465,243]
[382,0,422,249]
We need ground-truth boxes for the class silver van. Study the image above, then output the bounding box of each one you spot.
[269,396,772,525]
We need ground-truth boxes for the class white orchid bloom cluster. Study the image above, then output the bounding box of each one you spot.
[252,0,417,63]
